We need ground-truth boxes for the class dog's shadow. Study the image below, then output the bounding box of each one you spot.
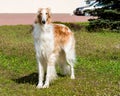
[12,73,38,85]
[12,72,65,85]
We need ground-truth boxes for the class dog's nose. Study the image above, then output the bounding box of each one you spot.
[42,20,46,24]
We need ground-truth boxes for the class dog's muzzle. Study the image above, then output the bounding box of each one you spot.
[42,20,46,24]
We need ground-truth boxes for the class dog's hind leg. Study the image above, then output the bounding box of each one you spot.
[59,51,71,75]
[66,55,75,79]
[64,42,76,79]
[60,63,71,76]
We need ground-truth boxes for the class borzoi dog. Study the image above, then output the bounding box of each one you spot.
[33,8,76,88]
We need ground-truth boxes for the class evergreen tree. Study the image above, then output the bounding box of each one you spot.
[87,0,120,32]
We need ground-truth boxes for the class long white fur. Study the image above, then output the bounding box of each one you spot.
[33,8,75,88]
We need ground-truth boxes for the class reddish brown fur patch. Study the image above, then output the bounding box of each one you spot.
[53,24,73,52]
[46,8,51,24]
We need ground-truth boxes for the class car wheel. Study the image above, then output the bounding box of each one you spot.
[84,12,91,16]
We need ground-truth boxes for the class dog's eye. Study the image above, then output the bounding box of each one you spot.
[46,13,48,15]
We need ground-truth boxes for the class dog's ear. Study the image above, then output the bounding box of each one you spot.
[46,8,51,24]
[38,8,42,13]
[34,8,43,24]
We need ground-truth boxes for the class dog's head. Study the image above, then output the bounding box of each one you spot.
[35,8,51,25]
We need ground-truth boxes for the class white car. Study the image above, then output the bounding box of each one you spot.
[81,2,105,16]
[73,1,97,15]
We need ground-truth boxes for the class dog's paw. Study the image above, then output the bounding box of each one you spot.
[37,83,43,89]
[42,84,49,88]
[71,75,75,79]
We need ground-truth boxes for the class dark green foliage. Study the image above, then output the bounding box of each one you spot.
[97,0,119,4]
[87,19,120,32]
[88,1,120,32]
[87,19,110,31]
[99,10,120,20]
[111,21,120,31]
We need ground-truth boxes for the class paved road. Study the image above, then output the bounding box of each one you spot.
[0,13,96,25]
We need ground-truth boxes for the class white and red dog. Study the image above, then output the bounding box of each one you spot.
[33,8,76,88]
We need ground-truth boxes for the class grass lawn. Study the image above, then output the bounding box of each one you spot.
[0,24,120,96]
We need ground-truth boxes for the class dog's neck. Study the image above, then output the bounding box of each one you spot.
[38,23,52,33]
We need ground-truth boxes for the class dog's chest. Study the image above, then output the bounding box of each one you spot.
[33,24,54,56]
[40,32,54,49]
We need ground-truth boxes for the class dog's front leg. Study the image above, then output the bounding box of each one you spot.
[36,58,44,88]
[43,55,57,88]
[43,65,56,88]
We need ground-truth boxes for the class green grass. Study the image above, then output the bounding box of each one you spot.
[0,24,120,96]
